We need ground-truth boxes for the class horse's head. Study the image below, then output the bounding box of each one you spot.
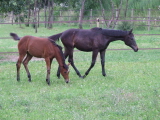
[60,63,70,83]
[124,29,138,52]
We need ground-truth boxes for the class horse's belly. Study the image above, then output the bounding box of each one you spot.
[75,45,92,52]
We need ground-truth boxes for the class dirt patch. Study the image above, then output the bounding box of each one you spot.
[0,53,44,62]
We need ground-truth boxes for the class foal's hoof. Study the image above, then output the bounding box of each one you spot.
[57,76,60,79]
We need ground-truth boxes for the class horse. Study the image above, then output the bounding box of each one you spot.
[48,27,138,78]
[10,33,70,85]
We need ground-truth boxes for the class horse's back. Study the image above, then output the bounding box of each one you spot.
[18,36,55,58]
[61,28,105,51]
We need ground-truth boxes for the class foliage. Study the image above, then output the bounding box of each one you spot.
[117,21,133,31]
[135,22,147,31]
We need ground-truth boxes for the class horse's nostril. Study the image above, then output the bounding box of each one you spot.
[66,81,69,83]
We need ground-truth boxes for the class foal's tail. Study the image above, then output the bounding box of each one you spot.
[48,33,62,42]
[10,33,21,41]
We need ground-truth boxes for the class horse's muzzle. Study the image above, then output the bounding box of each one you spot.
[65,79,70,83]
[132,45,138,52]
[134,46,138,52]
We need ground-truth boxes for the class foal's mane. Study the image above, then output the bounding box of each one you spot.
[48,39,68,69]
[101,29,129,37]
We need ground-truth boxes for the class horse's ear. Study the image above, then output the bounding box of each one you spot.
[129,29,133,34]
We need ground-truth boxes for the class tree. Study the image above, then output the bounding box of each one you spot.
[78,0,86,29]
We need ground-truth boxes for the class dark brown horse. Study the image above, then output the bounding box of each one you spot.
[49,27,138,78]
[10,33,70,85]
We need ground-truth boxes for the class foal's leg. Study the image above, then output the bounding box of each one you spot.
[83,49,99,78]
[23,53,33,82]
[100,50,106,76]
[57,50,69,79]
[45,58,51,85]
[16,53,26,81]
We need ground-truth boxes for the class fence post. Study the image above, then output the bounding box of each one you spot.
[131,9,134,25]
[97,18,99,27]
[60,10,62,25]
[148,8,151,31]
[11,11,14,25]
[78,9,82,28]
[68,10,70,26]
[113,8,119,28]
[90,9,92,28]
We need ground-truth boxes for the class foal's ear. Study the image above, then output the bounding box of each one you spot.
[129,29,133,34]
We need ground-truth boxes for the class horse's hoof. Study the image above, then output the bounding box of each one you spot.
[103,74,106,77]
[81,75,86,79]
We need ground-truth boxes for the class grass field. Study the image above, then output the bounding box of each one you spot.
[0,24,160,119]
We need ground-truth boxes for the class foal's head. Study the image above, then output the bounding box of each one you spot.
[54,43,70,83]
[123,29,138,52]
[60,64,70,83]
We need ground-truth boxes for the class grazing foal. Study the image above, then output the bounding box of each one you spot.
[10,33,70,85]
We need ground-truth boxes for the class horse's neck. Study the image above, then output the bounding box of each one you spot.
[55,48,65,67]
[109,36,125,42]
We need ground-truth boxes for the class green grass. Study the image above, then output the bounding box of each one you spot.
[0,24,160,119]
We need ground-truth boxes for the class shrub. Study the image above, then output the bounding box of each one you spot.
[117,21,133,31]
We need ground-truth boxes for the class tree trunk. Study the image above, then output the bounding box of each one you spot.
[44,0,47,28]
[27,6,31,27]
[107,0,115,28]
[37,0,41,28]
[48,0,54,29]
[98,0,108,27]
[112,0,123,29]
[124,0,129,18]
[78,0,86,29]
[34,0,37,33]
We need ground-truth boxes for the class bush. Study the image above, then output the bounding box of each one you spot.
[135,22,147,30]
[117,21,133,31]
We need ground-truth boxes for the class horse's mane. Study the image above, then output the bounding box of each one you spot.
[48,39,68,69]
[101,29,129,37]
[91,27,102,31]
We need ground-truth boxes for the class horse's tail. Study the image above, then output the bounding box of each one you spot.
[48,32,62,42]
[10,33,21,41]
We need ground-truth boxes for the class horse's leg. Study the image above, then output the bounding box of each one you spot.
[83,49,99,78]
[45,58,51,85]
[56,50,69,79]
[23,53,33,82]
[100,50,106,76]
[16,53,26,81]
[67,48,82,77]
